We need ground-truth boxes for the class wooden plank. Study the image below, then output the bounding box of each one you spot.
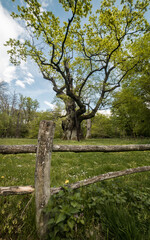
[50,165,150,194]
[0,145,37,154]
[0,144,150,154]
[35,120,55,240]
[53,144,150,152]
[0,186,34,196]
[1,166,150,196]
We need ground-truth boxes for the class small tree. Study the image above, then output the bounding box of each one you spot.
[6,0,150,140]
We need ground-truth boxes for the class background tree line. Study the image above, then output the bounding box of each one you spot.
[0,82,39,138]
[0,82,63,138]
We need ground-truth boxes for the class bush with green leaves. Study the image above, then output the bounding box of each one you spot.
[45,181,150,240]
[28,111,63,139]
[91,113,117,138]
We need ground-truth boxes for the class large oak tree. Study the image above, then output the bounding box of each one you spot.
[6,0,150,140]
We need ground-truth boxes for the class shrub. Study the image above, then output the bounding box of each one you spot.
[45,182,150,240]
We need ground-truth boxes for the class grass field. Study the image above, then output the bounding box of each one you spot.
[0,138,150,239]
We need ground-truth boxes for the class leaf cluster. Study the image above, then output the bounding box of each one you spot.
[45,182,150,239]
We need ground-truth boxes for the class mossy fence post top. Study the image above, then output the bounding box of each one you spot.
[35,120,55,240]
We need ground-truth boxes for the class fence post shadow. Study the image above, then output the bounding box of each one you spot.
[35,120,55,240]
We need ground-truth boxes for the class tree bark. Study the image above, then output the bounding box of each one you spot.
[0,186,34,195]
[86,119,92,139]
[0,144,37,154]
[1,144,150,154]
[62,99,83,140]
[35,120,55,240]
[52,144,150,152]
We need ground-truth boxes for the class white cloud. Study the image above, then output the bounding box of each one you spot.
[14,71,35,88]
[16,80,25,88]
[24,76,34,85]
[44,101,56,110]
[0,3,23,83]
[27,72,33,78]
[41,0,49,8]
[2,65,17,83]
[40,0,53,12]
[98,109,111,116]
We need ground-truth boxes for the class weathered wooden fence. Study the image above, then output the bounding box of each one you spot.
[0,120,150,239]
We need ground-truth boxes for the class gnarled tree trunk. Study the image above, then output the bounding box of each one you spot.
[86,118,92,139]
[62,99,83,140]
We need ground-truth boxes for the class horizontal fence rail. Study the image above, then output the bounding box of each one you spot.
[0,144,150,154]
[0,166,150,196]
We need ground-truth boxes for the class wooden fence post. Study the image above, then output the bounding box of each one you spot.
[35,120,55,239]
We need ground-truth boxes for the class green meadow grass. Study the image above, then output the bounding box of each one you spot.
[0,138,150,239]
[0,137,150,188]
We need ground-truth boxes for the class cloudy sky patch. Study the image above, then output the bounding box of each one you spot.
[98,109,111,116]
[44,101,56,110]
[16,80,25,88]
[0,2,23,83]
[24,75,35,85]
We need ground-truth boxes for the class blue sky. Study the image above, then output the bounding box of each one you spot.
[0,0,149,112]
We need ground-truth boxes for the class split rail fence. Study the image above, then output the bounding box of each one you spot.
[0,120,150,239]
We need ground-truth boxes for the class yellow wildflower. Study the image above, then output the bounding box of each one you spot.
[1,176,5,179]
[65,180,69,184]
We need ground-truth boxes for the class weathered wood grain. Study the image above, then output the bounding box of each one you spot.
[0,144,150,154]
[0,145,37,154]
[52,144,150,152]
[0,186,34,195]
[35,120,55,240]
